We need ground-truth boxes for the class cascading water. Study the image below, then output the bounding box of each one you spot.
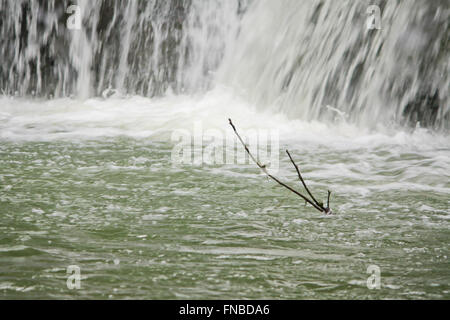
[0,0,243,98]
[0,0,447,129]
[218,0,449,130]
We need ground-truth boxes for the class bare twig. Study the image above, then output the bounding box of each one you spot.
[228,119,261,169]
[229,119,332,214]
[327,190,331,209]
[264,171,323,211]
[286,150,323,210]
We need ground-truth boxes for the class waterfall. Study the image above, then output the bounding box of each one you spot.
[0,0,242,98]
[0,0,448,129]
[218,0,449,129]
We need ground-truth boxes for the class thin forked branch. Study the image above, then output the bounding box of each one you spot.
[286,150,323,210]
[327,190,331,211]
[229,119,332,214]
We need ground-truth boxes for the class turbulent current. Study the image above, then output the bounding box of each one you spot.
[0,0,449,299]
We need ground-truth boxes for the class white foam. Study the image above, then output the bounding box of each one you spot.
[0,88,448,153]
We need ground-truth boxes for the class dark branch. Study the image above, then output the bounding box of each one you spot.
[228,118,260,168]
[229,118,325,213]
[327,190,331,209]
[286,150,324,210]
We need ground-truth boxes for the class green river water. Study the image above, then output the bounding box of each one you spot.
[1,130,448,299]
